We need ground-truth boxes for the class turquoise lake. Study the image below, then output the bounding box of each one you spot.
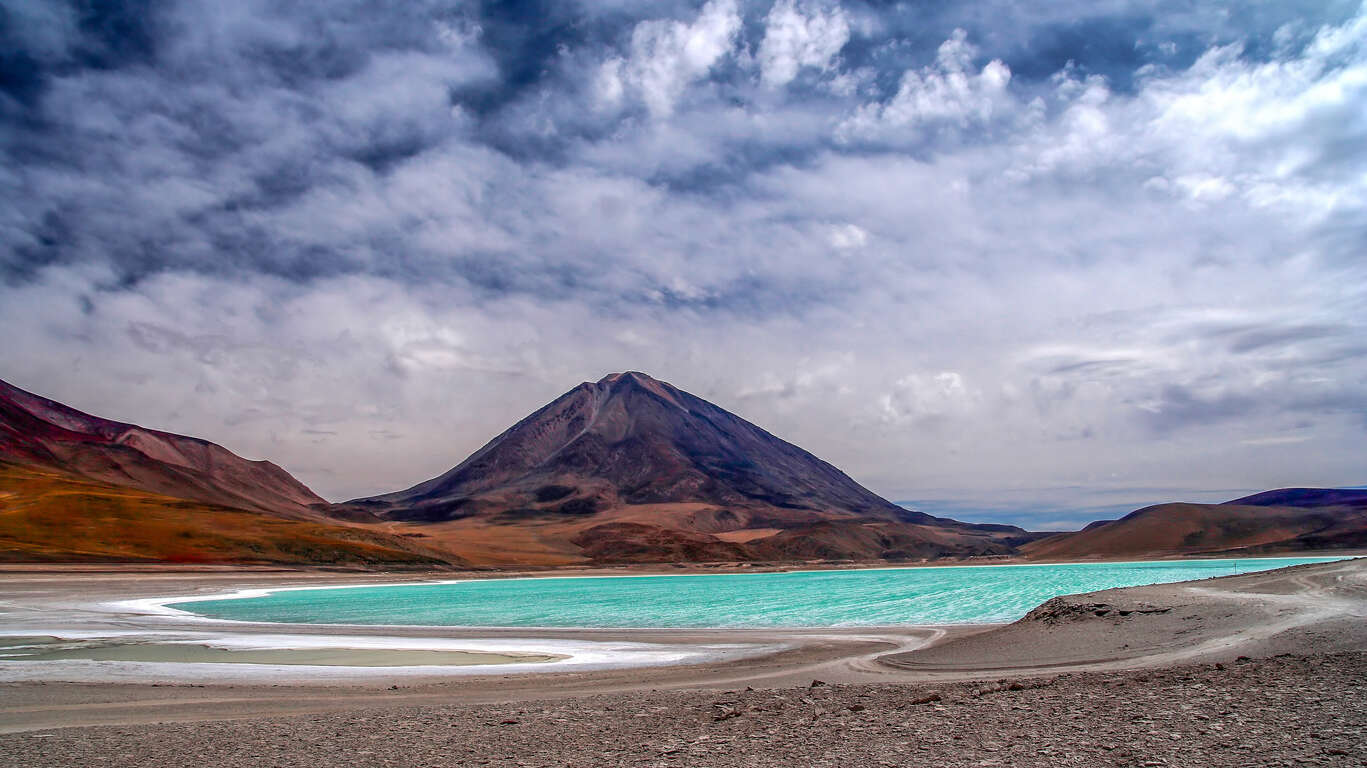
[175,556,1346,628]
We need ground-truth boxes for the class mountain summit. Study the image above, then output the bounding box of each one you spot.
[347,372,1034,564]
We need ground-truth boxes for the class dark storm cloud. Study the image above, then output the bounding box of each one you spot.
[4,0,1355,288]
[2,1,503,283]
[72,0,163,69]
[2,0,1365,507]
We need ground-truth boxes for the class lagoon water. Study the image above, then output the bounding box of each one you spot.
[175,557,1345,628]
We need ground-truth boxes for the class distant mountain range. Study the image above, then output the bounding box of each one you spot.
[1024,488,1367,560]
[1,373,1362,567]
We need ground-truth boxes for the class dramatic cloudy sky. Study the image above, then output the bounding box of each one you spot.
[3,0,1365,528]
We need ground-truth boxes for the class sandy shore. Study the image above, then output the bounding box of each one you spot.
[0,557,1363,743]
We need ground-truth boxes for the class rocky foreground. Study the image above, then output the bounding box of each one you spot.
[5,651,1364,768]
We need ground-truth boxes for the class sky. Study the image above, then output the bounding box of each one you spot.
[2,0,1365,530]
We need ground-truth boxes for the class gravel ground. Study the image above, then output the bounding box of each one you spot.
[4,651,1363,768]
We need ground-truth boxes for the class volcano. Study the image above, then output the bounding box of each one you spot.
[345,372,1037,564]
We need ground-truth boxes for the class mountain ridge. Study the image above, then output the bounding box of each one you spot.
[1023,487,1367,560]
[0,377,325,519]
[4,371,1358,567]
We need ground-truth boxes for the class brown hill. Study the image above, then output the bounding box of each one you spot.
[0,378,465,566]
[0,464,447,566]
[343,372,1037,565]
[0,378,325,519]
[1024,489,1367,560]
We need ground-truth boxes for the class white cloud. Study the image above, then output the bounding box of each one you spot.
[838,29,1012,141]
[1240,435,1312,447]
[1013,12,1367,218]
[758,0,851,88]
[594,58,626,109]
[879,372,977,424]
[598,0,742,117]
[827,222,868,249]
[1134,24,1367,216]
[6,1,1367,523]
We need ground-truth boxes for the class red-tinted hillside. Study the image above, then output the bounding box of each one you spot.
[0,378,325,519]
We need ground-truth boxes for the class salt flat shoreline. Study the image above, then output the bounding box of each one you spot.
[1,558,1364,767]
[0,557,1363,736]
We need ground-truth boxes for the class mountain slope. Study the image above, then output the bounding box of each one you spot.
[1024,489,1367,560]
[0,380,460,566]
[345,372,1034,565]
[0,378,325,519]
[0,464,448,566]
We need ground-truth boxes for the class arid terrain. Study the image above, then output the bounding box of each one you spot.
[0,378,325,518]
[3,372,1365,766]
[0,464,449,566]
[6,373,1365,568]
[1026,487,1367,561]
[0,558,1363,767]
[4,652,1361,768]
[6,0,1365,763]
